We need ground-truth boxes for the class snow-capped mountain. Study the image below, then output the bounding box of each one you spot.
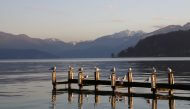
[145,22,190,37]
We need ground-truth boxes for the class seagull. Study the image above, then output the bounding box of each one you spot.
[122,75,127,81]
[116,77,120,81]
[108,75,111,79]
[144,76,151,82]
[69,66,74,70]
[168,67,172,73]
[128,68,132,72]
[152,67,156,73]
[49,66,56,71]
[84,75,88,79]
[111,67,116,72]
[95,67,100,72]
[79,67,83,71]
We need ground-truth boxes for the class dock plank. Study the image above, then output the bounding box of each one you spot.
[56,79,190,90]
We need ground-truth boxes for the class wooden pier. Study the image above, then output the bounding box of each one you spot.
[51,66,190,96]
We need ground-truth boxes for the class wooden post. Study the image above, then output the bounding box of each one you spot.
[168,68,174,95]
[151,67,157,95]
[78,67,84,90]
[52,66,56,90]
[68,66,74,89]
[127,68,133,94]
[111,67,116,93]
[94,67,100,91]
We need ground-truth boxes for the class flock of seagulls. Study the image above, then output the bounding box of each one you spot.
[49,66,173,82]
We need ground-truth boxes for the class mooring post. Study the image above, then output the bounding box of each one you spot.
[94,67,100,91]
[52,66,57,90]
[127,68,133,94]
[68,66,74,89]
[111,67,116,93]
[151,67,157,95]
[78,67,84,90]
[168,68,174,95]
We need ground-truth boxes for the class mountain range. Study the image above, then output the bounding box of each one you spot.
[0,22,190,59]
[118,30,190,57]
[0,30,145,58]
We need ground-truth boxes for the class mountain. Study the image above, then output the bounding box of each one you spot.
[1,22,190,59]
[183,22,190,30]
[145,22,190,37]
[0,30,145,58]
[63,30,145,58]
[118,30,190,57]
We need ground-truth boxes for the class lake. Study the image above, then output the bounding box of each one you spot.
[0,57,190,109]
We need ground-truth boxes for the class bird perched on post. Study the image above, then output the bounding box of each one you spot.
[95,67,100,72]
[144,76,151,82]
[152,67,156,73]
[122,75,127,81]
[49,66,56,71]
[84,75,88,79]
[111,67,116,72]
[168,67,172,73]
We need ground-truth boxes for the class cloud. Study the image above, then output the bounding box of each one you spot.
[28,5,67,16]
[152,17,179,21]
[107,4,114,9]
[111,19,126,23]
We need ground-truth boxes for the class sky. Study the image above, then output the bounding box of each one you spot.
[0,0,190,42]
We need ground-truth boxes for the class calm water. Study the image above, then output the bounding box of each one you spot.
[0,58,190,109]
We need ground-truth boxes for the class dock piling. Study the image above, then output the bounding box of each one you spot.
[151,67,157,95]
[111,67,116,93]
[68,66,74,89]
[127,68,133,94]
[94,67,100,91]
[51,66,57,90]
[168,68,174,95]
[78,67,84,90]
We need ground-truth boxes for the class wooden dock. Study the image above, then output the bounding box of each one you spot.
[50,66,190,96]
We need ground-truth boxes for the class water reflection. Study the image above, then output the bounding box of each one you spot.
[169,98,175,109]
[78,93,83,109]
[50,90,176,109]
[95,94,100,104]
[128,95,133,109]
[51,90,56,109]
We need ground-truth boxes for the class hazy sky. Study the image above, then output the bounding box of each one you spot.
[0,0,190,42]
